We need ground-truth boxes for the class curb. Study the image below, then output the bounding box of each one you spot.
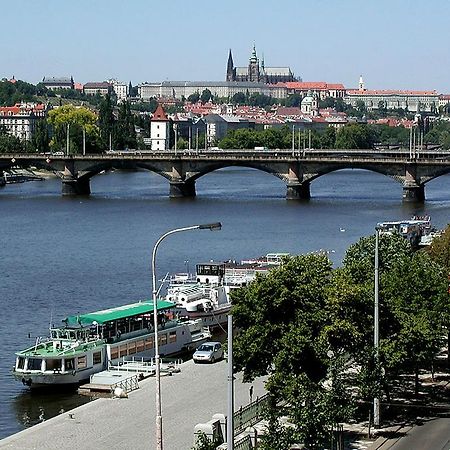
[367,425,413,450]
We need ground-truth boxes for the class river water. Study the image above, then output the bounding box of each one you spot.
[0,167,449,439]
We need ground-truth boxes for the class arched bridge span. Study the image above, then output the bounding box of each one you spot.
[1,150,450,202]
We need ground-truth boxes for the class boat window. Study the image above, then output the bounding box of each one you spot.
[145,336,154,350]
[28,358,42,371]
[77,356,87,369]
[93,352,102,365]
[119,345,127,357]
[17,357,25,369]
[110,347,119,360]
[169,331,177,344]
[65,358,75,370]
[128,342,136,355]
[46,359,62,371]
[136,340,145,352]
[159,333,167,346]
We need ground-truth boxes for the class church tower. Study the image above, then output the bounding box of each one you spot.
[359,75,365,92]
[226,49,235,82]
[150,104,170,151]
[248,44,260,82]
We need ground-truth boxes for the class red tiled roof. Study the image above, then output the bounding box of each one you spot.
[152,104,168,121]
[346,89,438,96]
[280,81,346,90]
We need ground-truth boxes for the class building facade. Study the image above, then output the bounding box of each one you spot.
[344,78,439,112]
[0,103,47,141]
[83,82,112,96]
[138,80,287,101]
[42,76,74,90]
[282,81,346,99]
[226,46,296,84]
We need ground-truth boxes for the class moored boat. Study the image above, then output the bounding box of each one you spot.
[12,299,210,389]
[167,253,288,329]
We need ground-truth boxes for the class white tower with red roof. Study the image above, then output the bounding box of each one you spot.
[150,104,170,151]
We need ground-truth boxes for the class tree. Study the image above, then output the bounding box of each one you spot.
[319,126,336,148]
[200,89,212,104]
[0,126,24,153]
[187,92,200,103]
[335,123,378,149]
[428,225,450,273]
[231,92,246,105]
[232,254,353,449]
[98,94,115,151]
[32,118,50,153]
[47,104,99,154]
[115,101,137,149]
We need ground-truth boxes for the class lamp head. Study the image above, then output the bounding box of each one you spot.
[198,222,222,231]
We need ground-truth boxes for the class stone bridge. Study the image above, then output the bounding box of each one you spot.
[1,149,450,202]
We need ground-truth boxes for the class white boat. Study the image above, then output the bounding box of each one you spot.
[166,254,288,329]
[378,216,436,248]
[12,299,210,389]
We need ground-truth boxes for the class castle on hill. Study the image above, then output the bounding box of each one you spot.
[226,45,297,84]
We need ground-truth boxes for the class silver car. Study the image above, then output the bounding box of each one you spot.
[193,342,223,363]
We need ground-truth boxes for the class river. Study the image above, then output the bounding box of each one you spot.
[0,167,449,439]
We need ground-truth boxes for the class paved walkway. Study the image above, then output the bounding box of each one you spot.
[0,360,266,450]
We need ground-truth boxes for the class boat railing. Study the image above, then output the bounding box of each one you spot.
[108,355,183,374]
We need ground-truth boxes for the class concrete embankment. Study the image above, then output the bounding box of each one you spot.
[0,360,266,450]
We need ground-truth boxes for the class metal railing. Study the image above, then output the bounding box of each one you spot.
[234,434,253,450]
[110,373,139,394]
[234,393,269,435]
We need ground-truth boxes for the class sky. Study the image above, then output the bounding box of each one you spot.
[1,0,449,92]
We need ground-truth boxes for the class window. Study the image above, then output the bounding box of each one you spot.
[77,356,87,369]
[110,347,119,360]
[17,357,25,369]
[169,331,177,344]
[28,358,42,370]
[128,342,136,354]
[65,358,75,370]
[159,333,167,346]
[46,359,62,371]
[119,345,127,357]
[136,340,145,353]
[93,352,102,365]
[145,336,154,350]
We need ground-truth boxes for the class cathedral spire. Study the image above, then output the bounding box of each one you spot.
[226,49,234,81]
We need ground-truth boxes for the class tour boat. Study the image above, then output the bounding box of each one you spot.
[12,299,211,389]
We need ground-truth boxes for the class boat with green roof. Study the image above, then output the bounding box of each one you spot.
[12,299,211,389]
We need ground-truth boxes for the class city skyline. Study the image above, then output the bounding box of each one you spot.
[1,0,449,92]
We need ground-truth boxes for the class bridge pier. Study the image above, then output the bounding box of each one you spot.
[169,180,196,198]
[62,177,91,196]
[402,184,425,202]
[286,181,310,200]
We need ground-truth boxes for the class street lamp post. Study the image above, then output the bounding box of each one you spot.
[151,222,222,450]
[374,225,380,427]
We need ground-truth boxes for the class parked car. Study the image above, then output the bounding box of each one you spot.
[193,341,223,363]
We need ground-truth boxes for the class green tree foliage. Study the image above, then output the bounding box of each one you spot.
[31,119,50,153]
[285,94,302,108]
[47,104,99,154]
[98,94,115,151]
[200,89,212,104]
[0,80,40,106]
[340,234,448,397]
[335,123,378,149]
[231,92,246,105]
[374,124,409,146]
[115,102,137,149]
[0,126,24,153]
[425,121,450,149]
[187,92,200,103]
[232,254,353,449]
[428,224,450,273]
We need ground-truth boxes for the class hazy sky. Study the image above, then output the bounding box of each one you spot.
[2,0,449,92]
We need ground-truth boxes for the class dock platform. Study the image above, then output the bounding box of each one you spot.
[0,359,266,450]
